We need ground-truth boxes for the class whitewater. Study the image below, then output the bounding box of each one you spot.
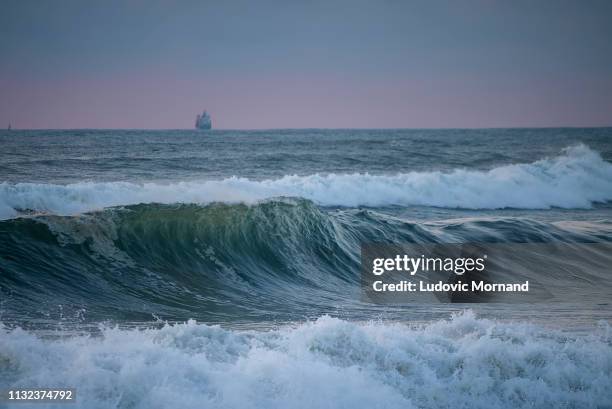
[1,144,612,220]
[1,312,611,409]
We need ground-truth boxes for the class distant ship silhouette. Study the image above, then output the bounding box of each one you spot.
[195,110,212,130]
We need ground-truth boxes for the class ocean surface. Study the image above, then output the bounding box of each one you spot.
[1,128,611,408]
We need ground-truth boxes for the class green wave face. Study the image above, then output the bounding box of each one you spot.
[1,199,610,325]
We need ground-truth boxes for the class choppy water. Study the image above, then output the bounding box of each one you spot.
[1,128,611,408]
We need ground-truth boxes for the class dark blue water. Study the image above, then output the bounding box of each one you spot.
[1,129,611,408]
[2,128,612,183]
[1,128,612,324]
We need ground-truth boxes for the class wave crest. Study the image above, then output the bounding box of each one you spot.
[1,145,611,219]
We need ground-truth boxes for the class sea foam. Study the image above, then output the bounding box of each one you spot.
[1,145,611,219]
[1,312,610,409]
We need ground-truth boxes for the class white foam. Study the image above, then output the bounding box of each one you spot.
[1,312,610,409]
[1,145,611,219]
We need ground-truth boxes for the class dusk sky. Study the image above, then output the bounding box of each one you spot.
[1,0,611,129]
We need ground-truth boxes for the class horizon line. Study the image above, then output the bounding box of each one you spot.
[4,125,612,132]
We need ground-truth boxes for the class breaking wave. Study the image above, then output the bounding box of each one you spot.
[1,312,611,409]
[1,199,611,323]
[1,145,611,219]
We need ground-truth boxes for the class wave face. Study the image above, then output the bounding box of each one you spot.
[1,312,611,409]
[1,145,611,220]
[0,200,361,322]
[2,199,611,323]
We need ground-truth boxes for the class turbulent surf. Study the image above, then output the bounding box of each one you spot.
[1,129,611,408]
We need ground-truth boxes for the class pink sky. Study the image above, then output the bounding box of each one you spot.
[1,1,611,129]
[2,71,611,129]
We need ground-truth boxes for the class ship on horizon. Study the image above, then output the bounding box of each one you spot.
[195,110,212,130]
